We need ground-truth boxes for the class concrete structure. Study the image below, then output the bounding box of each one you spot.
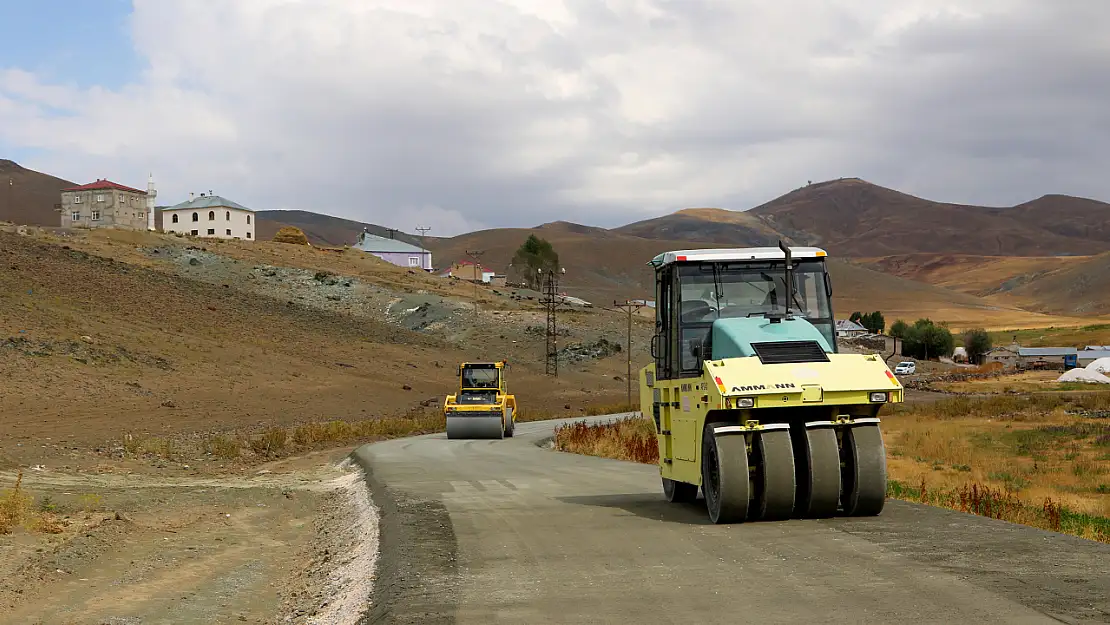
[1017,347,1077,370]
[835,319,869,338]
[61,179,149,230]
[162,193,255,240]
[354,229,432,270]
[984,343,1021,368]
[146,174,157,231]
[1078,350,1110,368]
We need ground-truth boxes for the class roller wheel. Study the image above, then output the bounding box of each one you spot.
[701,424,750,524]
[662,477,698,503]
[841,424,887,516]
[750,428,796,521]
[504,408,515,438]
[792,425,842,518]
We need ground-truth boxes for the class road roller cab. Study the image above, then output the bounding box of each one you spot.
[639,242,903,523]
[445,361,518,439]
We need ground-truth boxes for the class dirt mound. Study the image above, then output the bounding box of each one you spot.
[272,225,309,245]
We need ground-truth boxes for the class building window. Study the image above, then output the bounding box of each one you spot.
[119,194,125,202]
[71,211,80,221]
[246,215,251,224]
[191,230,198,236]
[91,211,100,221]
[408,257,420,267]
[246,232,251,239]
[226,229,232,236]
[96,194,104,203]
[207,228,215,235]
[226,211,230,221]
[139,212,144,219]
[172,214,179,223]
[208,211,215,221]
[74,195,81,203]
[192,212,199,222]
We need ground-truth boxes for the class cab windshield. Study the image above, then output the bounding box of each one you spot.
[462,367,499,389]
[677,259,836,365]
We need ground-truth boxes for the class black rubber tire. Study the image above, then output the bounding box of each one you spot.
[793,426,842,518]
[841,424,887,516]
[662,477,698,503]
[750,429,796,521]
[701,424,750,524]
[504,407,515,438]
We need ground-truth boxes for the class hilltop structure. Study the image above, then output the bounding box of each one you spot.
[353,228,432,270]
[60,179,150,230]
[161,192,256,240]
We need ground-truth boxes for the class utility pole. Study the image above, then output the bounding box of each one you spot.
[614,300,644,407]
[542,267,562,377]
[465,249,485,316]
[415,226,431,271]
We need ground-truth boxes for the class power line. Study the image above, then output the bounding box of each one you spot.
[465,249,485,316]
[613,300,644,407]
[416,226,431,270]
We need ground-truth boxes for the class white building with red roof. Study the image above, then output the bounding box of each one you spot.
[60,178,150,231]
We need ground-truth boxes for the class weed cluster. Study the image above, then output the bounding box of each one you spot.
[553,416,657,464]
[0,471,66,535]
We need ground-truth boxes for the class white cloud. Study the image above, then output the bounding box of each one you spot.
[2,0,1109,236]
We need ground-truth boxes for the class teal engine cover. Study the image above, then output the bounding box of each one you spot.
[709,316,833,360]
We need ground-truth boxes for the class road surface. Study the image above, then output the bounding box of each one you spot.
[352,415,1110,624]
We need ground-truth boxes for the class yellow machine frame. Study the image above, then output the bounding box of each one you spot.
[444,360,518,439]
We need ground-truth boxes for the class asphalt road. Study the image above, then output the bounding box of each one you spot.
[352,414,1110,625]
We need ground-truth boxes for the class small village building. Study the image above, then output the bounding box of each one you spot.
[353,229,432,270]
[441,260,487,282]
[61,179,150,230]
[1078,350,1110,368]
[984,343,1021,368]
[1017,347,1077,370]
[835,319,868,338]
[161,193,255,240]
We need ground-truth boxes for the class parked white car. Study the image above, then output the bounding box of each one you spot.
[894,361,916,375]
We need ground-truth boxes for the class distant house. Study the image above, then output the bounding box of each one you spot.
[162,193,255,240]
[354,229,431,270]
[835,319,868,338]
[441,260,487,282]
[61,179,149,231]
[1078,350,1110,368]
[984,344,1021,368]
[1017,347,1077,369]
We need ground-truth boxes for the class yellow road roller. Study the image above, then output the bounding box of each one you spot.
[444,360,518,439]
[639,242,903,523]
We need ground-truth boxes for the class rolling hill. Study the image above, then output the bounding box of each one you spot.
[0,159,76,227]
[255,209,426,248]
[613,207,791,246]
[993,251,1110,316]
[424,221,1090,330]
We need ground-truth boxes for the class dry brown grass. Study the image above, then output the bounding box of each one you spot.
[935,370,1094,394]
[0,471,66,535]
[886,394,1110,540]
[553,416,657,463]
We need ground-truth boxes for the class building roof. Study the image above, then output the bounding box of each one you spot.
[650,246,828,267]
[836,319,868,332]
[1084,346,1110,351]
[354,231,428,254]
[164,194,253,212]
[62,179,147,194]
[1078,350,1110,360]
[1018,347,1077,357]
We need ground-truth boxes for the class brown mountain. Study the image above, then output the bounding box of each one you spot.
[994,251,1110,316]
[613,207,792,246]
[0,160,77,227]
[746,178,1109,257]
[255,209,425,248]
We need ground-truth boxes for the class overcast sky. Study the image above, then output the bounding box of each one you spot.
[2,0,1108,236]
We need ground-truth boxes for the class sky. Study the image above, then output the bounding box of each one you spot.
[1,0,1109,237]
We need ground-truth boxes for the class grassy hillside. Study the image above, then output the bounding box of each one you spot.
[999,252,1110,315]
[0,160,76,227]
[850,254,1090,296]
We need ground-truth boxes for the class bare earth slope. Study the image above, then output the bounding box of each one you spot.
[255,208,425,248]
[0,160,76,227]
[426,222,1094,329]
[748,178,1108,257]
[613,207,791,246]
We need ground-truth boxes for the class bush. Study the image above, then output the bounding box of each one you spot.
[890,319,908,339]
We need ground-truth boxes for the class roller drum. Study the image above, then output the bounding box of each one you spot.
[446,412,506,440]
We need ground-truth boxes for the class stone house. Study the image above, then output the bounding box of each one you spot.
[61,179,149,230]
